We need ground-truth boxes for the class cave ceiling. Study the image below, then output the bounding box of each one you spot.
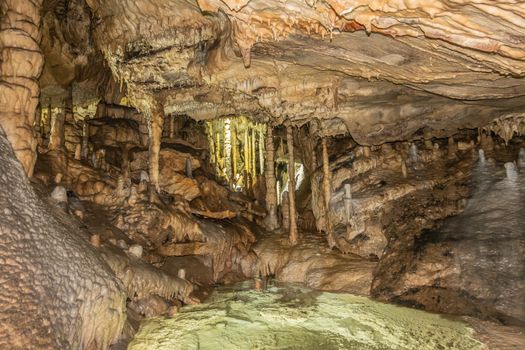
[41,0,525,144]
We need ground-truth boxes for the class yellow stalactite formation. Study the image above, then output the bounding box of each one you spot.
[251,127,256,179]
[205,116,265,191]
[258,126,265,175]
[244,125,250,189]
[231,122,238,182]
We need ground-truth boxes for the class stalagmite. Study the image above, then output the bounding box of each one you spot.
[479,149,486,165]
[505,162,518,181]
[0,0,44,177]
[401,159,408,178]
[287,125,298,245]
[480,132,494,152]
[264,124,278,230]
[90,234,101,248]
[518,148,525,168]
[74,144,81,160]
[81,121,89,160]
[148,107,165,195]
[424,131,433,149]
[363,146,371,158]
[409,143,418,163]
[448,137,457,158]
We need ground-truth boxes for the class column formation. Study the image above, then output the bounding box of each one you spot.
[264,124,279,230]
[0,0,45,176]
[287,125,298,245]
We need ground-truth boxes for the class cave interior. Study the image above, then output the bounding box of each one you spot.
[0,0,524,349]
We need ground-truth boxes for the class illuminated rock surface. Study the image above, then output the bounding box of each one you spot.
[129,282,482,350]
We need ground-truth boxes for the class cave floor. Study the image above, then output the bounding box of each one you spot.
[127,281,498,350]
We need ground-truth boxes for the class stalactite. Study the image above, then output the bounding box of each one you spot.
[231,122,238,182]
[148,107,165,195]
[215,125,221,177]
[122,147,130,180]
[258,126,265,175]
[251,127,256,181]
[206,122,216,166]
[264,124,278,230]
[287,125,298,245]
[244,126,250,189]
[224,118,232,182]
[44,104,52,140]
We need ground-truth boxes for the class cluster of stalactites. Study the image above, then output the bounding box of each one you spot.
[482,114,525,145]
[205,116,266,191]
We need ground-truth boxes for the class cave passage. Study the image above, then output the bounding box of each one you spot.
[0,1,524,349]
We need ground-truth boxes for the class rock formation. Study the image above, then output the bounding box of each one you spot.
[1,0,525,348]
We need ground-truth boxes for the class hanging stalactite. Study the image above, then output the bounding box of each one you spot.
[205,116,266,191]
[224,118,232,183]
[243,124,250,191]
[231,121,238,187]
[251,126,256,181]
[258,126,265,175]
[148,105,165,198]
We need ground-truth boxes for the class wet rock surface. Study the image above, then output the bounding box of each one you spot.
[129,282,484,350]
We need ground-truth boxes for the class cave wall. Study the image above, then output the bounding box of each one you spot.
[0,127,126,349]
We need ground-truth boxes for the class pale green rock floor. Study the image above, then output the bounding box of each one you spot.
[129,282,483,350]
